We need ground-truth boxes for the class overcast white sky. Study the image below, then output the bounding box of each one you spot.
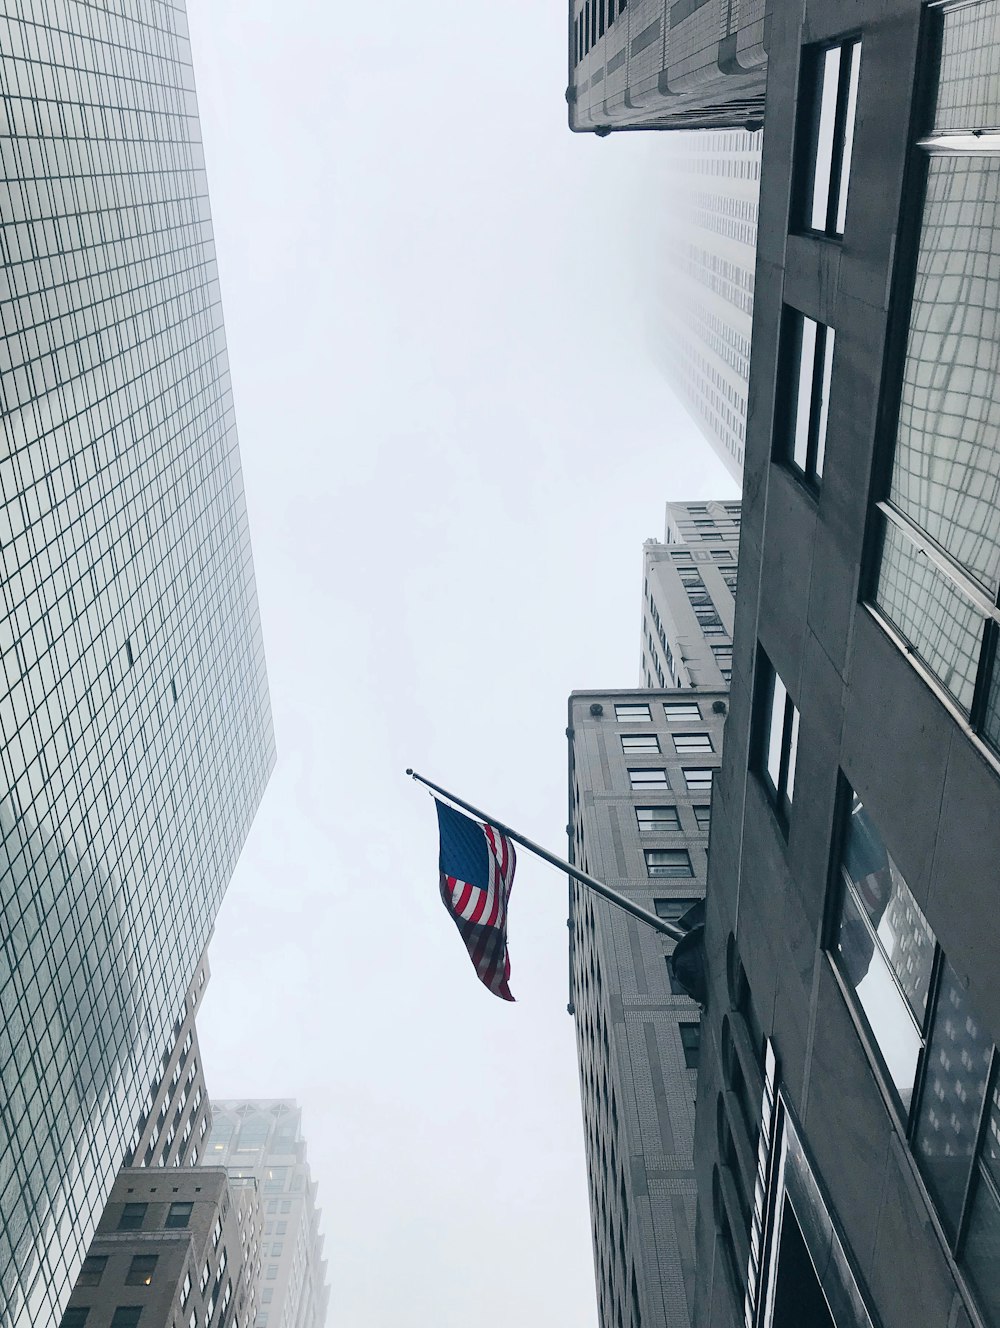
[186,2,736,1325]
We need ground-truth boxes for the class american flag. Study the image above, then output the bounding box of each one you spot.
[435,799,516,1001]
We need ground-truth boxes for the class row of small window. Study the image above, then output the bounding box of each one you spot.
[572,0,627,64]
[76,1254,157,1288]
[117,1200,192,1231]
[637,804,711,832]
[62,1311,142,1328]
[630,767,714,792]
[615,701,704,723]
[621,732,713,754]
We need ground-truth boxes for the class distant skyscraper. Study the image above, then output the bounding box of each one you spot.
[208,1102,330,1328]
[0,4,274,1324]
[567,0,766,132]
[642,501,740,689]
[566,503,737,1328]
[651,131,761,479]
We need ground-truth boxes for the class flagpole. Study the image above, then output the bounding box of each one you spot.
[405,769,687,943]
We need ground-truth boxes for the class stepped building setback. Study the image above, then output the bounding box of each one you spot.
[567,0,768,133]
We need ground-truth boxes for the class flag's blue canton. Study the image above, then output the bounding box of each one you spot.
[435,800,516,1001]
[437,801,491,891]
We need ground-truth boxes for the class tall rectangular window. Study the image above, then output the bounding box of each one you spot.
[165,1201,192,1229]
[779,310,835,485]
[755,656,800,824]
[636,805,680,831]
[645,849,693,878]
[117,1203,147,1232]
[78,1256,107,1287]
[829,790,935,1112]
[693,805,711,831]
[621,734,660,753]
[795,38,862,236]
[680,1023,701,1068]
[126,1255,158,1286]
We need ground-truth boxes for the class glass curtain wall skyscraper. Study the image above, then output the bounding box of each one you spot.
[0,4,274,1325]
[650,131,761,480]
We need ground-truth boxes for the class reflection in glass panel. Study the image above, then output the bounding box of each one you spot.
[842,798,935,1021]
[811,47,842,229]
[978,1071,1000,1193]
[814,331,836,478]
[963,1167,1000,1328]
[876,516,984,713]
[793,318,818,470]
[785,706,800,805]
[933,0,1000,133]
[913,960,993,1238]
[766,673,787,792]
[889,154,1000,595]
[834,885,924,1112]
[835,47,862,234]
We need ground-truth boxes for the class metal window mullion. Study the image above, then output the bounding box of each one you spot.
[777,693,794,809]
[806,322,827,480]
[969,618,999,734]
[876,500,1000,621]
[825,42,853,234]
[906,945,945,1142]
[955,1047,999,1257]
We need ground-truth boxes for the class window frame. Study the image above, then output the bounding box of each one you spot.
[672,731,714,754]
[117,1202,147,1232]
[793,36,863,238]
[824,777,1000,1317]
[754,654,800,828]
[777,307,836,488]
[621,732,661,754]
[635,805,680,832]
[628,767,669,788]
[663,701,701,723]
[644,848,694,879]
[614,703,651,722]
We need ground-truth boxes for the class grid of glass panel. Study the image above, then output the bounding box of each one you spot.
[872,0,1000,757]
[0,5,274,1324]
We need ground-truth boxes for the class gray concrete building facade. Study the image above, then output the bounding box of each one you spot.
[568,685,728,1328]
[207,1103,330,1328]
[567,0,768,132]
[690,0,1000,1325]
[127,955,212,1174]
[60,1167,261,1328]
[642,501,740,690]
[0,2,274,1323]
